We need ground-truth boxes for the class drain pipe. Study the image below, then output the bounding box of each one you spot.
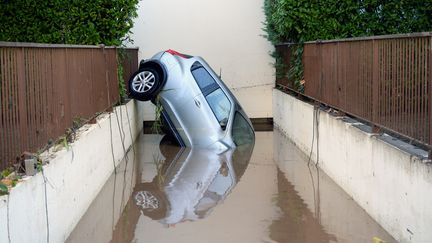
[307,103,320,166]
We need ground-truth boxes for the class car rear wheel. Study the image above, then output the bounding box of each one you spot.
[128,68,161,101]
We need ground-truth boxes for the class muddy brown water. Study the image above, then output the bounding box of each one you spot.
[66,130,396,243]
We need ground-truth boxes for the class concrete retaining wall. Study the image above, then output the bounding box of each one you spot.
[273,89,432,243]
[66,147,137,243]
[0,100,145,243]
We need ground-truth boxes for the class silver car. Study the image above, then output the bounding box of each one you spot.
[128,50,255,151]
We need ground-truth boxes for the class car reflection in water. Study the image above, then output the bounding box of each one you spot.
[134,135,255,227]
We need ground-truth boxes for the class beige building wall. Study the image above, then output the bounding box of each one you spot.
[128,0,274,119]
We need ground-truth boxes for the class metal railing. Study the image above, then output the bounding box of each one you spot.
[0,42,138,170]
[276,33,432,150]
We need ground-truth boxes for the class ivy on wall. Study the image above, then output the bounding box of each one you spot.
[0,0,139,46]
[264,0,432,91]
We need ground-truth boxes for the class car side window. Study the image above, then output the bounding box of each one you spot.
[191,65,216,91]
[191,62,232,129]
[232,112,254,146]
[206,89,231,129]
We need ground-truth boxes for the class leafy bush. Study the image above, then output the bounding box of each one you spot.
[264,0,432,91]
[0,183,8,196]
[0,0,139,46]
[355,1,432,37]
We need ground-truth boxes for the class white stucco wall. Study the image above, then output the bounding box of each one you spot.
[129,0,274,120]
[0,100,145,243]
[273,89,432,243]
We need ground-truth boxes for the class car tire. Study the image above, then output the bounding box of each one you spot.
[128,67,161,101]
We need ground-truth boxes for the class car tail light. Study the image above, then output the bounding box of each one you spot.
[166,49,192,59]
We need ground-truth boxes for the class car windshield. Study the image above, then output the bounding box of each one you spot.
[232,112,254,146]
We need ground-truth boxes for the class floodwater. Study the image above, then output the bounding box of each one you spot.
[66,129,396,243]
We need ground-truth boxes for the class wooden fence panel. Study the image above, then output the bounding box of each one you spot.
[0,43,138,170]
[277,33,432,148]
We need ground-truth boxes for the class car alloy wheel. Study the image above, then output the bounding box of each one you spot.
[131,70,156,94]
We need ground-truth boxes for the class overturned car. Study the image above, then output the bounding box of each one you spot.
[128,50,255,151]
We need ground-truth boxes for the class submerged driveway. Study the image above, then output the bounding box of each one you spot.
[67,130,395,243]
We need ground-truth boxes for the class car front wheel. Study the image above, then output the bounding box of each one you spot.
[128,68,161,101]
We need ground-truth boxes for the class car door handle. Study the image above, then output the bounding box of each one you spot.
[194,99,201,108]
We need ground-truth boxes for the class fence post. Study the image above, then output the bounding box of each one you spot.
[318,42,323,100]
[372,40,380,133]
[17,47,28,156]
[429,37,432,159]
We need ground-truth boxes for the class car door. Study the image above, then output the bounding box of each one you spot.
[186,62,233,146]
[170,93,220,147]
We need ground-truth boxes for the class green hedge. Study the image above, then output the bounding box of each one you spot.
[264,0,432,44]
[0,0,139,46]
[264,0,432,90]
